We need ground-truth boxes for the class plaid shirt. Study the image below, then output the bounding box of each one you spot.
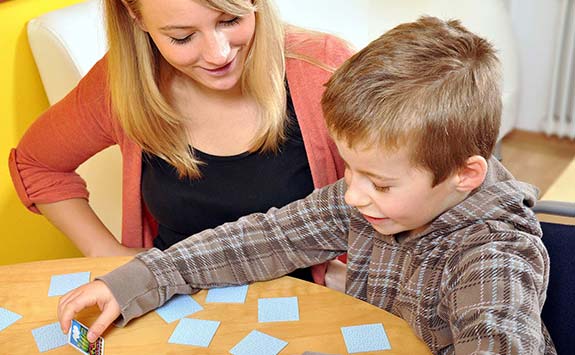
[101,158,555,354]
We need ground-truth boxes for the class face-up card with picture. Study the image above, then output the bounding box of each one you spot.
[68,319,105,355]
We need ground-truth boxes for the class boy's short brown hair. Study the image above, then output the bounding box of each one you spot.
[323,16,501,186]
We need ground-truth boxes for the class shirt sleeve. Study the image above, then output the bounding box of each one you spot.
[98,180,351,326]
[441,233,549,354]
[8,56,118,213]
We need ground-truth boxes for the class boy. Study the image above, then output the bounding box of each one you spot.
[58,17,554,354]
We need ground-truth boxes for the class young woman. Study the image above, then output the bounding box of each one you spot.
[9,0,352,287]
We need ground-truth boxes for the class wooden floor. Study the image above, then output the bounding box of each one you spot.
[500,130,575,195]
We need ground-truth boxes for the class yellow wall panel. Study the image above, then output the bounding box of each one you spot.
[1,0,88,265]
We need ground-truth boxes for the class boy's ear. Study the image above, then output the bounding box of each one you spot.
[121,0,148,32]
[454,155,488,192]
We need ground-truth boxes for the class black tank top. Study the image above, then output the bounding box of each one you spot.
[142,87,314,250]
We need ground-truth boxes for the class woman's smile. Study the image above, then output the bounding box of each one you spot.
[200,54,237,76]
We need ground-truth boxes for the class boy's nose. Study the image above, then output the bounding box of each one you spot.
[344,177,371,208]
[202,31,231,66]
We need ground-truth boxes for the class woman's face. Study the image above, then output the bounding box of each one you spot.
[135,0,256,93]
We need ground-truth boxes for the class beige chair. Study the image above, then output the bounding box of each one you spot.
[27,0,121,239]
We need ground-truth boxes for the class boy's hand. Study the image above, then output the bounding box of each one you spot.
[57,280,120,342]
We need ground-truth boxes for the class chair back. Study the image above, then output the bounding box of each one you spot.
[27,0,122,239]
[539,221,575,354]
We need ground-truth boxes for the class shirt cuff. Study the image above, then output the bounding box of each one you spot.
[96,258,160,327]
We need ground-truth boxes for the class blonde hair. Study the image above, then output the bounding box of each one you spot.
[105,0,286,178]
[323,16,501,186]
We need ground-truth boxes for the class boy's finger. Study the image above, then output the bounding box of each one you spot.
[58,293,93,333]
[87,305,119,342]
[58,293,78,329]
[59,308,77,334]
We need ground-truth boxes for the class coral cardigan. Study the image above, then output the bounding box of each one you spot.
[9,33,353,249]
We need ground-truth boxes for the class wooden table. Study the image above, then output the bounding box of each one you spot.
[0,256,431,354]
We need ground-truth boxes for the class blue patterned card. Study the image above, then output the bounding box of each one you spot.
[258,296,299,323]
[31,322,68,352]
[48,271,91,296]
[155,294,203,323]
[230,330,288,355]
[341,323,391,353]
[168,318,220,347]
[0,307,22,332]
[206,285,249,303]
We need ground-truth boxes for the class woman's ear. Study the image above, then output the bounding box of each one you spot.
[455,155,488,192]
[121,0,148,32]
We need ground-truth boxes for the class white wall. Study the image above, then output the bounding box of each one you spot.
[277,0,564,134]
[274,0,372,49]
[275,0,521,138]
[508,0,563,132]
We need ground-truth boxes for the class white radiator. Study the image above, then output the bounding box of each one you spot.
[545,0,575,139]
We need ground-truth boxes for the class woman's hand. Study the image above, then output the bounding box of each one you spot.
[58,280,120,342]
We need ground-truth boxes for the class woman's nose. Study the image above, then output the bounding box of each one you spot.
[201,31,231,66]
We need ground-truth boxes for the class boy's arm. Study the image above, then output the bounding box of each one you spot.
[442,233,550,354]
[98,180,351,326]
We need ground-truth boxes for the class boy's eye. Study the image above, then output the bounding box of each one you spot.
[221,16,240,26]
[170,34,194,45]
[373,184,390,192]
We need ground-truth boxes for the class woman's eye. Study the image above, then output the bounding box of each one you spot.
[373,184,390,192]
[170,34,193,45]
[221,16,240,26]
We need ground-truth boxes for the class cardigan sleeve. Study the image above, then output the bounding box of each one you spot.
[8,56,119,213]
[285,32,355,189]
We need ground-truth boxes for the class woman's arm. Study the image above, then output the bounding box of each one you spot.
[37,199,140,256]
[8,57,143,255]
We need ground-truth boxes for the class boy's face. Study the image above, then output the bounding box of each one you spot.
[336,140,464,237]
